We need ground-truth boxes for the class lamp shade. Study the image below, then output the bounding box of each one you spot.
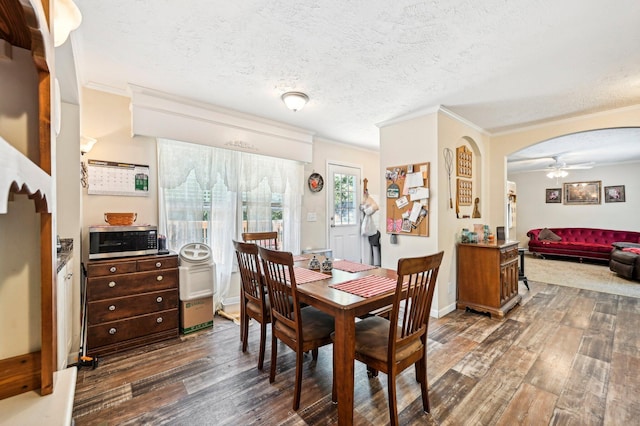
[54,0,82,47]
[281,91,309,112]
[80,136,97,154]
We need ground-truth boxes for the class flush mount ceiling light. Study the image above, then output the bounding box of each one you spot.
[281,91,309,112]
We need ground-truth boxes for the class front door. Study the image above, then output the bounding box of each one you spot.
[328,163,361,262]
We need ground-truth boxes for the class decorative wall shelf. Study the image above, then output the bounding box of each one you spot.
[0,136,52,214]
[0,0,56,401]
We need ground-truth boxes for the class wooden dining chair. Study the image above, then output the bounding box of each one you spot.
[233,240,271,370]
[341,251,444,426]
[242,231,278,250]
[258,246,335,411]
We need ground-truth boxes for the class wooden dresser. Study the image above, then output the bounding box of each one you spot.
[86,253,180,357]
[457,241,521,319]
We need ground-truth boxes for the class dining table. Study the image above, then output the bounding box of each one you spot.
[293,256,399,425]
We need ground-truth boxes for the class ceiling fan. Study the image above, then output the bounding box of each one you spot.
[540,156,595,179]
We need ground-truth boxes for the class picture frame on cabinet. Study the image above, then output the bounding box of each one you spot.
[545,188,561,203]
[604,185,625,203]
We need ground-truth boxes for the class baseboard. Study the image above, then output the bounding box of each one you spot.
[221,296,240,312]
[433,302,457,318]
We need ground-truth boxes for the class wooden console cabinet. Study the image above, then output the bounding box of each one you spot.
[457,241,521,319]
[86,253,180,357]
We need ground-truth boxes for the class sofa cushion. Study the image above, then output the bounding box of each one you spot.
[539,228,562,241]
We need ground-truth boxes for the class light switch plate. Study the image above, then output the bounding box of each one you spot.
[307,212,317,222]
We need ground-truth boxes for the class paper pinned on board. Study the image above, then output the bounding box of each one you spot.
[405,172,424,188]
[409,202,423,222]
[395,196,409,209]
[409,187,429,201]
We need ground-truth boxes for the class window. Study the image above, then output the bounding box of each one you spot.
[157,139,303,309]
[333,173,357,226]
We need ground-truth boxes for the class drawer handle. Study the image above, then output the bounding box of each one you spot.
[109,305,116,311]
[156,262,162,268]
[156,317,163,324]
[110,266,117,273]
[109,328,117,335]
[157,275,163,281]
[108,281,116,288]
[156,296,163,303]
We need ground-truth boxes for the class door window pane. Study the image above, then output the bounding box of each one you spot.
[333,172,357,226]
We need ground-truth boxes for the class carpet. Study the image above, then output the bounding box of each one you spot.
[524,254,640,298]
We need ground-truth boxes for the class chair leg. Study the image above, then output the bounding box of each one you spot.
[241,312,249,353]
[416,356,430,412]
[269,334,278,383]
[239,298,245,342]
[387,374,399,426]
[420,377,430,414]
[258,320,267,370]
[293,350,303,410]
[311,347,319,361]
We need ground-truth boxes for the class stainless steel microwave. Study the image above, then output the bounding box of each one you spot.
[88,225,158,259]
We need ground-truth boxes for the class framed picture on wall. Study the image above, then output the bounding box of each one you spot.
[563,181,601,205]
[604,185,625,203]
[545,188,562,203]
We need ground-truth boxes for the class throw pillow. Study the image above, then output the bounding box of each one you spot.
[539,228,562,241]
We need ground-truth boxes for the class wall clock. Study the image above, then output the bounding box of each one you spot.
[308,173,324,192]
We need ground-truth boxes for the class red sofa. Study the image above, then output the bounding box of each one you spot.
[527,227,640,261]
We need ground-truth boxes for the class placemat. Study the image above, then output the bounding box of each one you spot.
[286,266,329,284]
[293,255,308,262]
[330,275,398,298]
[331,260,377,273]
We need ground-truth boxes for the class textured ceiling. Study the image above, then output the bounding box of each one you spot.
[70,0,640,155]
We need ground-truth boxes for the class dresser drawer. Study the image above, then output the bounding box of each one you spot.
[87,269,179,301]
[500,246,519,264]
[87,309,178,348]
[87,260,138,277]
[87,289,178,324]
[138,256,179,272]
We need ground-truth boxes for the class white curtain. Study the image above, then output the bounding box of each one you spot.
[157,139,303,310]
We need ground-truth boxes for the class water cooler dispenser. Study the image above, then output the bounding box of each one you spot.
[178,243,216,333]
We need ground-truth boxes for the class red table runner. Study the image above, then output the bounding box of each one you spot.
[331,260,377,273]
[330,275,398,298]
[285,266,329,284]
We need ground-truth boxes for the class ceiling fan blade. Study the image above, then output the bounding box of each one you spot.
[564,161,595,169]
[507,157,554,165]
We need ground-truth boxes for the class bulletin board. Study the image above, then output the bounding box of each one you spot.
[385,162,430,236]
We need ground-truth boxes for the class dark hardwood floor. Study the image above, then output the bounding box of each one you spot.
[72,280,640,425]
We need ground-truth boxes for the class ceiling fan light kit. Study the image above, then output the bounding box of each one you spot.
[546,169,569,179]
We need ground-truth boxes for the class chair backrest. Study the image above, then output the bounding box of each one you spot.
[242,231,279,250]
[233,240,266,306]
[388,251,444,357]
[258,246,300,340]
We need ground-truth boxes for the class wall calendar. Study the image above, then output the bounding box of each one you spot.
[87,159,150,196]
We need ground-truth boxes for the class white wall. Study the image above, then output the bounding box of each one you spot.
[508,161,640,246]
[301,138,380,257]
[56,101,82,365]
[379,113,440,271]
[488,106,640,229]
[80,89,158,262]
